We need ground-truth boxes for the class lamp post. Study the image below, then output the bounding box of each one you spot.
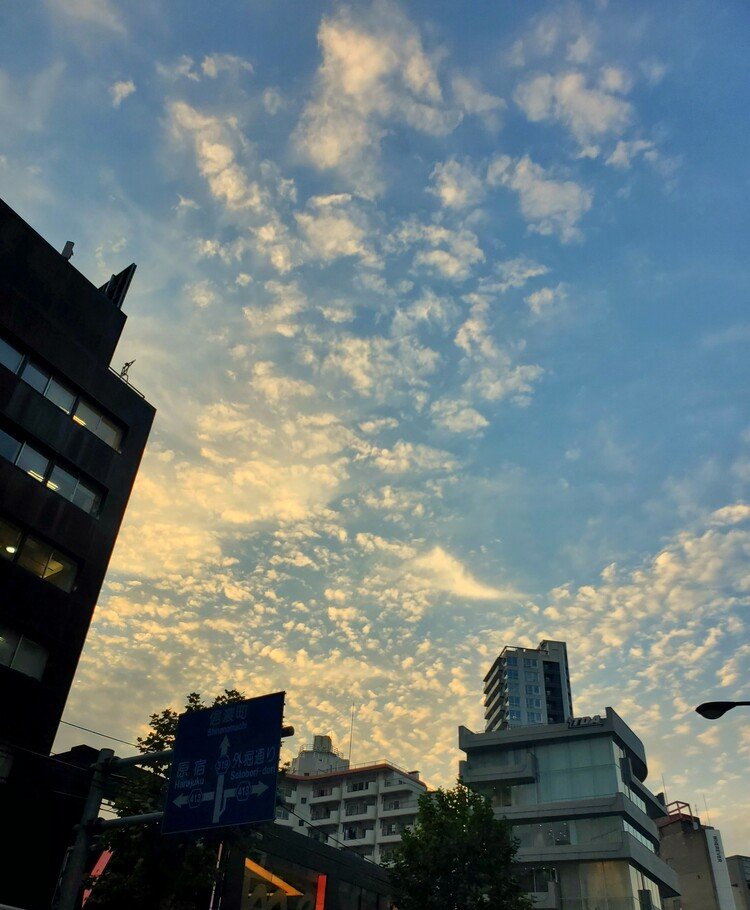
[695,701,750,720]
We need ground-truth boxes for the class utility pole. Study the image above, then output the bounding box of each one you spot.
[52,747,174,910]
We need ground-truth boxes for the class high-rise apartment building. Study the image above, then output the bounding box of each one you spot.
[0,198,155,908]
[459,708,680,908]
[727,855,750,910]
[277,735,427,865]
[483,639,573,732]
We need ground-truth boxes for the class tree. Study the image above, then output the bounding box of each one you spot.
[85,690,245,910]
[387,782,532,910]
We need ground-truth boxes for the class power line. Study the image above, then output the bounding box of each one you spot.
[282,804,378,865]
[59,720,139,749]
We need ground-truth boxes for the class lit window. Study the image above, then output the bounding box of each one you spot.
[46,466,101,516]
[0,338,23,373]
[45,378,76,415]
[72,399,100,431]
[17,535,77,592]
[15,443,49,482]
[0,518,22,558]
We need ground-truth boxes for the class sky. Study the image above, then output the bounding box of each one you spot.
[1,0,749,852]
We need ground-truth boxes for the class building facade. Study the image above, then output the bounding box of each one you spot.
[277,735,427,865]
[483,639,573,732]
[0,198,155,908]
[657,802,736,910]
[459,708,680,909]
[727,855,750,910]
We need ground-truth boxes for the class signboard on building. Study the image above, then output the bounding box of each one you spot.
[704,827,736,910]
[163,691,285,836]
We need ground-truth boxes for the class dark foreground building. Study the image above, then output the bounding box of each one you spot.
[0,198,155,908]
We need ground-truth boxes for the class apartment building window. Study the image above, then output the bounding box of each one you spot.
[381,823,398,836]
[525,671,539,683]
[506,655,517,666]
[0,333,123,451]
[0,626,48,681]
[508,682,519,694]
[0,516,77,592]
[348,780,370,792]
[527,711,543,723]
[275,807,289,820]
[509,696,521,707]
[346,803,369,817]
[300,797,307,804]
[0,427,102,516]
[523,658,538,668]
[509,710,522,721]
[313,786,333,798]
[507,669,519,680]
[383,799,401,810]
[526,698,542,708]
[525,685,541,695]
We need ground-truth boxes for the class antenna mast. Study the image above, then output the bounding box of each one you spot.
[348,703,355,763]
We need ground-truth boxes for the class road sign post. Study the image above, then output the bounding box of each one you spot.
[162,691,285,836]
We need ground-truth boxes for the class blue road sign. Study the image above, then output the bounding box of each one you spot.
[162,691,285,835]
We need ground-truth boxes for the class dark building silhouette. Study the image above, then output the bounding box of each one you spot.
[0,197,155,907]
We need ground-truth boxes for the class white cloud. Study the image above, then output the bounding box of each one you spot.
[201,54,253,78]
[489,257,550,293]
[323,334,439,399]
[514,70,632,150]
[45,0,125,33]
[109,79,135,107]
[428,158,485,210]
[488,154,593,242]
[262,87,285,115]
[243,280,307,336]
[250,362,315,405]
[525,282,566,316]
[408,547,518,601]
[451,74,505,129]
[295,194,380,266]
[393,219,484,280]
[294,0,460,196]
[431,398,489,435]
[606,138,655,169]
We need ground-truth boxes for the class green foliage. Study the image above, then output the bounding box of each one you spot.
[387,782,532,910]
[85,690,245,910]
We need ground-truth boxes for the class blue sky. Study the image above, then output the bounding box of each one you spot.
[2,0,749,851]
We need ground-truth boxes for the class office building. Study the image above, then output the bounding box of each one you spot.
[728,855,750,910]
[277,734,427,865]
[0,198,155,908]
[657,802,736,910]
[459,708,680,908]
[483,639,573,732]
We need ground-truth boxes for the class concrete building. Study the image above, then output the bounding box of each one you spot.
[728,855,750,910]
[276,734,427,865]
[657,802,736,910]
[459,708,680,909]
[484,639,573,732]
[0,198,155,908]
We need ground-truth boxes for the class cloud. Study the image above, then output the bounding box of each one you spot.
[451,74,505,129]
[525,282,566,316]
[488,154,592,242]
[408,546,518,600]
[428,158,485,210]
[294,0,460,196]
[168,101,266,213]
[606,138,655,169]
[392,218,485,280]
[295,193,380,266]
[262,87,285,115]
[515,70,632,152]
[201,54,253,78]
[431,398,488,435]
[489,257,550,293]
[45,0,125,33]
[110,79,135,107]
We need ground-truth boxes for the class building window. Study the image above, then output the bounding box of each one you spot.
[509,696,521,707]
[526,698,542,708]
[0,426,103,516]
[381,823,398,836]
[300,797,307,804]
[506,655,517,666]
[0,332,124,451]
[527,711,543,723]
[509,710,522,721]
[525,685,541,695]
[507,669,519,680]
[523,658,538,668]
[348,780,370,792]
[0,516,78,592]
[525,671,539,683]
[0,626,48,681]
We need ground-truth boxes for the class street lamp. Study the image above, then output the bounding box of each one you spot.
[695,701,750,720]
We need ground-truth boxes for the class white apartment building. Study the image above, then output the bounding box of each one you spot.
[275,735,427,865]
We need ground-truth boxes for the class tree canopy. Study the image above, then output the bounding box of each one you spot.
[85,690,245,910]
[387,782,531,910]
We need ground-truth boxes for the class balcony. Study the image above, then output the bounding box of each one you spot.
[380,800,420,817]
[310,786,341,803]
[344,804,376,821]
[344,783,374,798]
[310,808,340,825]
[381,777,418,792]
[342,828,375,846]
[459,751,536,785]
[378,827,408,844]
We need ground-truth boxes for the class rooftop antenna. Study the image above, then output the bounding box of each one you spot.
[119,359,135,382]
[348,703,356,763]
[661,774,669,808]
[61,241,75,261]
[702,793,712,827]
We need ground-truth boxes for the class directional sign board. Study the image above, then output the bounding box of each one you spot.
[162,691,285,835]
